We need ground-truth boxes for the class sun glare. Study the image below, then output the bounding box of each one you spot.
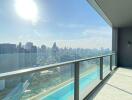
[15,0,38,24]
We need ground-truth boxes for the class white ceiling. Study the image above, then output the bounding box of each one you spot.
[88,0,132,27]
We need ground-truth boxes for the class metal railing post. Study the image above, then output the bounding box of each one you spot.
[74,62,79,100]
[110,55,112,71]
[100,57,103,80]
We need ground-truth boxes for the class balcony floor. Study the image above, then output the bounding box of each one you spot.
[89,67,132,100]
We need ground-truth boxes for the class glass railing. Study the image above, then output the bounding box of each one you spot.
[103,56,111,78]
[112,54,116,70]
[79,59,100,99]
[0,53,116,100]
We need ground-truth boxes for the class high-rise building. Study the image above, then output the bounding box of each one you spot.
[25,42,33,51]
[0,43,17,54]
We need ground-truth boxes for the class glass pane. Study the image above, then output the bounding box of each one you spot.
[112,55,116,70]
[0,53,38,74]
[0,0,112,71]
[103,56,110,78]
[79,59,100,99]
[0,64,74,100]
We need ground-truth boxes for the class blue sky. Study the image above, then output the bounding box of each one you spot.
[0,0,112,49]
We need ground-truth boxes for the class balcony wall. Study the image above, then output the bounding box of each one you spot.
[118,28,132,67]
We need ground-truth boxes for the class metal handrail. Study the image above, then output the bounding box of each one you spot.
[0,53,115,80]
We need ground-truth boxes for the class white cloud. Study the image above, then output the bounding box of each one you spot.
[82,26,112,38]
[40,17,50,23]
[2,25,112,49]
[57,23,86,28]
[16,30,55,46]
[53,26,112,49]
[51,37,112,49]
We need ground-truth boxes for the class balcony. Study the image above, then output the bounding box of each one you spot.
[89,67,132,100]
[0,53,116,100]
[0,0,132,100]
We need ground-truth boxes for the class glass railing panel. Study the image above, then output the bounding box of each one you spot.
[103,56,110,78]
[79,59,100,99]
[112,55,116,70]
[0,53,38,74]
[0,53,19,73]
[0,64,74,100]
[0,75,27,99]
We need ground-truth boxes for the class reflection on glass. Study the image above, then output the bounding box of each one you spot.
[79,59,100,99]
[112,55,116,70]
[0,64,74,100]
[103,56,110,78]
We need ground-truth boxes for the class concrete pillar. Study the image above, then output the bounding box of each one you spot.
[112,27,118,66]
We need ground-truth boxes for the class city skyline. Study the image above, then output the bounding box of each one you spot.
[0,41,111,50]
[0,0,112,49]
[0,41,111,73]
